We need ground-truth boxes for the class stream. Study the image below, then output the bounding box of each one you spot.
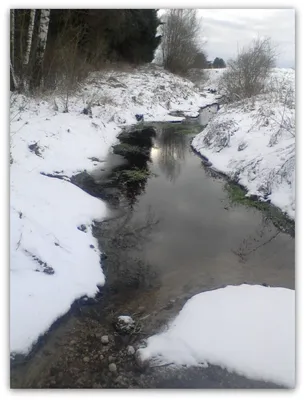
[11,105,294,389]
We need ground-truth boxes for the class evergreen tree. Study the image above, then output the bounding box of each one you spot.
[212,57,226,68]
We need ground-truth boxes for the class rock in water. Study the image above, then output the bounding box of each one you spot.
[113,315,135,334]
[101,335,109,345]
[109,363,117,373]
[127,345,135,355]
[135,349,149,370]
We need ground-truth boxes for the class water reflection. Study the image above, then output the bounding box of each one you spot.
[154,126,188,182]
[151,105,219,182]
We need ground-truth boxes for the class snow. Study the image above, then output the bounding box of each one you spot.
[10,65,210,355]
[118,315,134,325]
[138,284,295,388]
[10,64,295,358]
[192,68,295,219]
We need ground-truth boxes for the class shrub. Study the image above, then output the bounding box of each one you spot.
[219,38,276,102]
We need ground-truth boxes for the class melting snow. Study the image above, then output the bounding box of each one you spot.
[138,284,295,388]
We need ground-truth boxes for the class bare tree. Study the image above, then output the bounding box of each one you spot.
[10,9,18,90]
[30,9,50,90]
[19,9,36,91]
[10,10,15,67]
[160,9,202,74]
[23,9,36,67]
[220,38,276,102]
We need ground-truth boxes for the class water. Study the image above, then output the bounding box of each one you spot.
[11,110,294,388]
[97,119,294,308]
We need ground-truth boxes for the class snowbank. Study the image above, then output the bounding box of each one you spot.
[138,284,295,388]
[10,65,211,355]
[192,68,295,219]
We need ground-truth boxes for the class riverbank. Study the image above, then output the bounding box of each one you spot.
[10,65,216,357]
[192,68,295,220]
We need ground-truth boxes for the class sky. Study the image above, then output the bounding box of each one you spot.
[197,9,295,68]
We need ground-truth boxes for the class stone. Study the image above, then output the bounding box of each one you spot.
[101,335,109,345]
[70,340,76,346]
[127,345,135,355]
[108,355,115,362]
[135,349,149,370]
[100,354,104,360]
[93,383,102,388]
[83,356,90,363]
[113,315,136,335]
[108,363,117,373]
[77,224,87,232]
[115,376,127,386]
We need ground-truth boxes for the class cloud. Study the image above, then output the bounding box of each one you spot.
[197,9,295,68]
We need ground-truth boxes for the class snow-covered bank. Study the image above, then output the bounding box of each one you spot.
[138,284,295,388]
[192,68,295,219]
[10,65,213,355]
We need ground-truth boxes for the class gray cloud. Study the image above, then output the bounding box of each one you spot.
[197,9,295,68]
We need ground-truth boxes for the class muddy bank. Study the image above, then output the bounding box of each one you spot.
[10,110,294,389]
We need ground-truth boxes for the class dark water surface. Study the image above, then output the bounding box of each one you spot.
[98,119,294,303]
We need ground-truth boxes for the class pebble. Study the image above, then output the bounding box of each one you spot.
[108,355,115,362]
[135,349,148,369]
[115,376,126,386]
[109,363,117,373]
[93,383,102,388]
[83,356,90,363]
[100,354,104,360]
[101,335,109,345]
[127,345,135,355]
[70,340,76,346]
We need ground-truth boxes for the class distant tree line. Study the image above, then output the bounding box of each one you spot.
[191,54,226,69]
[10,9,161,92]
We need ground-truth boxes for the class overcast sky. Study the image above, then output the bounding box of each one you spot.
[197,9,295,68]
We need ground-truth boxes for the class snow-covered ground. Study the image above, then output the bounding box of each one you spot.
[192,68,295,219]
[138,284,295,388]
[10,65,213,356]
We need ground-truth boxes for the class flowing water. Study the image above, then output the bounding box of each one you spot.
[10,107,294,389]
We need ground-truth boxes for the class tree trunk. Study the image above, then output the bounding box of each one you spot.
[23,9,36,66]
[10,10,15,67]
[10,60,18,91]
[30,9,50,90]
[21,9,36,91]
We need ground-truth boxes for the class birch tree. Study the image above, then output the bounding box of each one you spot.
[10,10,15,67]
[30,9,50,90]
[10,10,18,90]
[23,9,36,66]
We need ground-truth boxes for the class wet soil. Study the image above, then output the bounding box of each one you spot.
[10,108,294,389]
